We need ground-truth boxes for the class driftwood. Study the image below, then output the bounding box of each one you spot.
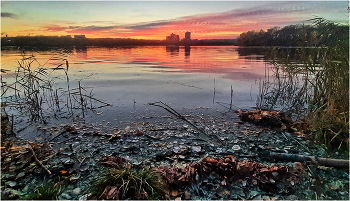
[270,153,349,168]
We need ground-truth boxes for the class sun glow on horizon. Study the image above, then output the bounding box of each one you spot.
[1,1,348,40]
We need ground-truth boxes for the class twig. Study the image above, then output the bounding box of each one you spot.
[230,85,233,110]
[216,101,242,111]
[50,130,67,141]
[78,81,85,118]
[148,101,222,144]
[329,129,342,143]
[282,132,312,154]
[28,144,51,174]
[213,79,216,104]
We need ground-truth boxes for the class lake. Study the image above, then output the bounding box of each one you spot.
[1,46,275,139]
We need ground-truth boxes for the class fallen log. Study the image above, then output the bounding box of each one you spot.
[270,153,349,168]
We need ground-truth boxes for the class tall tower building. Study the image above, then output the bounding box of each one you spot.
[185,31,191,40]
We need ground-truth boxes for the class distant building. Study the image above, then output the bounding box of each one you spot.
[61,35,72,38]
[166,33,179,41]
[74,35,86,39]
[185,31,191,40]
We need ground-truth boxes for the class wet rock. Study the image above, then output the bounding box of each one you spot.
[288,195,298,200]
[59,192,72,200]
[7,182,17,187]
[78,193,91,201]
[61,158,74,166]
[232,145,241,152]
[15,172,25,180]
[249,190,260,199]
[72,187,81,196]
[173,146,181,154]
[192,146,202,153]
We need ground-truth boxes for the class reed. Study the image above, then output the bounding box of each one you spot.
[258,19,349,152]
[1,50,111,133]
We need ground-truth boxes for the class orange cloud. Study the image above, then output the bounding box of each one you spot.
[6,1,346,39]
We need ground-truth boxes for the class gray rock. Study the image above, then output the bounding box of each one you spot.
[192,146,202,153]
[232,145,241,151]
[72,187,81,196]
[59,192,72,200]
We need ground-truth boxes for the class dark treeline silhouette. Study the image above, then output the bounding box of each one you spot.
[237,20,349,47]
[1,35,237,48]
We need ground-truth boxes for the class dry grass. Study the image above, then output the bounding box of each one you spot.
[90,167,168,200]
[259,34,348,152]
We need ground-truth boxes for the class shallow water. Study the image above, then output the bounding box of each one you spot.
[1,46,274,139]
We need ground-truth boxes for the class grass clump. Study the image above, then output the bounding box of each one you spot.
[90,167,168,200]
[20,183,65,200]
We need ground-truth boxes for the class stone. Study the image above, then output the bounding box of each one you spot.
[15,172,25,180]
[8,182,17,187]
[249,190,260,199]
[60,193,72,200]
[288,195,298,200]
[232,145,241,151]
[72,187,81,196]
[192,146,201,153]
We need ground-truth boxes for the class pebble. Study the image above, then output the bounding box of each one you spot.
[8,182,16,187]
[72,187,81,196]
[15,172,25,180]
[60,193,72,200]
[192,146,202,153]
[232,145,241,151]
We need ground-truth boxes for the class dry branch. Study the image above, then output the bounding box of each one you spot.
[270,153,349,168]
[28,144,51,174]
[148,101,222,144]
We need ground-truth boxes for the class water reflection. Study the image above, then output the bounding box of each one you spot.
[1,46,271,81]
[0,46,280,139]
[185,46,191,59]
[76,46,88,53]
[166,46,179,57]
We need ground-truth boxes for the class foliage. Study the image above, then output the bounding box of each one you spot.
[90,167,168,200]
[20,183,65,200]
[238,19,349,47]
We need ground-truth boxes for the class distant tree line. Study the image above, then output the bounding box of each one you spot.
[237,19,349,47]
[1,35,237,48]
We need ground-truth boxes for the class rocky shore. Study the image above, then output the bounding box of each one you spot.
[1,112,349,200]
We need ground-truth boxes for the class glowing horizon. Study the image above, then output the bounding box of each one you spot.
[1,1,348,40]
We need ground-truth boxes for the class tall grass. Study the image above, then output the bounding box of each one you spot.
[307,42,349,149]
[1,50,110,134]
[258,19,349,151]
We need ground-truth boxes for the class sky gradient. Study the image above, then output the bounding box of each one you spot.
[1,1,348,40]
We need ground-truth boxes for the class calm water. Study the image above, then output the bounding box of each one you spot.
[1,46,273,138]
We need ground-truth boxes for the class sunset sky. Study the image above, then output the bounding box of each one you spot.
[1,1,348,40]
